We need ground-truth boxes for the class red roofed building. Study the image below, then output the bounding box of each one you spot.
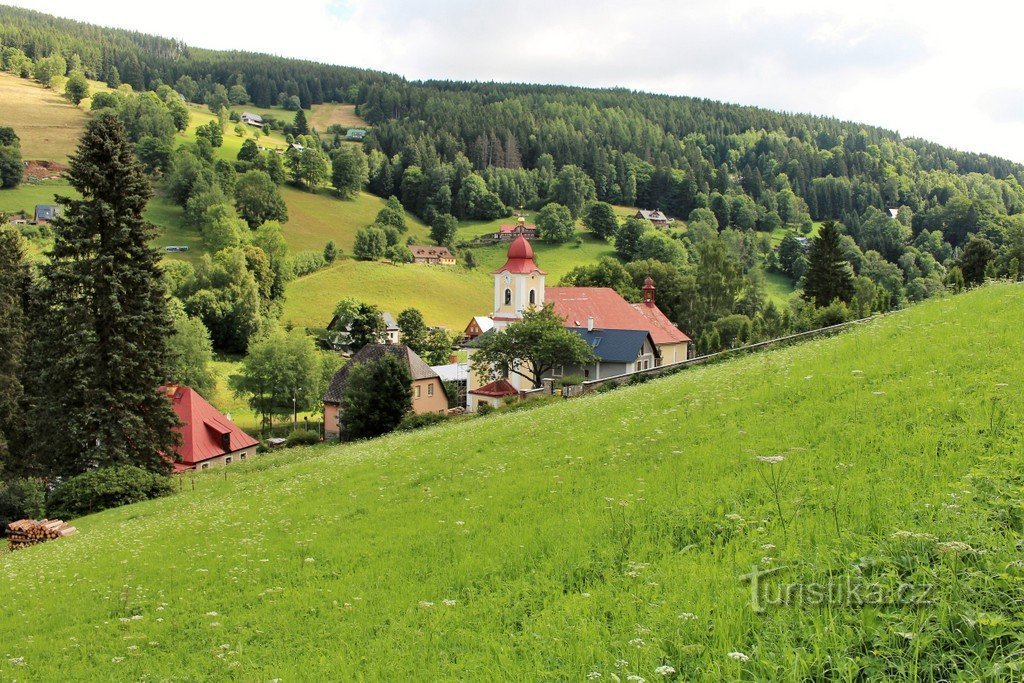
[468,378,520,412]
[161,385,259,472]
[495,215,539,240]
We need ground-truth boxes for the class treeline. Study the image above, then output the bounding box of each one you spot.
[0,5,399,107]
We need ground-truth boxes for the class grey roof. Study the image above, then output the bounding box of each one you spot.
[382,312,398,331]
[566,327,659,364]
[430,362,468,382]
[323,344,440,404]
[34,205,59,221]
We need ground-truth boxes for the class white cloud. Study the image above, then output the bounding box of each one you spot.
[10,0,1024,161]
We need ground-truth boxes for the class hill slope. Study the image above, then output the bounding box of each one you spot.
[2,284,1022,680]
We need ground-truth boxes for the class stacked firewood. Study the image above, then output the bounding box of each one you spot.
[6,519,77,551]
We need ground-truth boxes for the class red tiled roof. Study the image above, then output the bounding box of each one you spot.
[545,287,690,345]
[469,378,520,397]
[160,385,259,471]
[493,235,545,275]
[498,223,538,234]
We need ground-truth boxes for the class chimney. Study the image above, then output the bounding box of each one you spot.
[587,316,594,331]
[449,354,457,364]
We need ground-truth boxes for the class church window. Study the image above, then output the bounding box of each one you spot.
[504,288,512,305]
[529,289,536,305]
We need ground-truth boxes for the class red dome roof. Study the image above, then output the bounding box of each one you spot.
[507,235,534,259]
[492,234,546,275]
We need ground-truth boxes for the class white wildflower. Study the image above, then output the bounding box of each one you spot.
[728,651,750,662]
[629,637,645,648]
[655,665,676,676]
[755,455,785,465]
[304,557,315,563]
[761,543,775,551]
[418,600,435,609]
[677,612,697,621]
[442,599,457,606]
[627,676,646,683]
[587,673,602,680]
[8,657,24,666]
[615,659,629,668]
[935,541,975,555]
[205,611,219,617]
[111,657,124,663]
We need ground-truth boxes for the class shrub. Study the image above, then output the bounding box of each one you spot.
[47,466,173,519]
[476,402,494,416]
[285,430,320,448]
[559,374,584,388]
[0,478,47,529]
[398,412,449,431]
[292,250,327,277]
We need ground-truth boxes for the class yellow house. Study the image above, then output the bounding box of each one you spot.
[322,344,448,439]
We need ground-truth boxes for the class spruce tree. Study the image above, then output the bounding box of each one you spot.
[0,225,31,475]
[29,113,179,476]
[294,108,309,135]
[802,221,854,307]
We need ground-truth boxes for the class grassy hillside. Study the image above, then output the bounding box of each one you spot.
[0,71,86,161]
[2,284,1021,680]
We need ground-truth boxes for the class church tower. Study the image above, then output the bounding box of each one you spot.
[491,235,546,329]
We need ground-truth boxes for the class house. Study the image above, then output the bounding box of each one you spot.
[345,128,367,141]
[495,216,539,240]
[241,112,263,127]
[463,315,494,341]
[34,205,60,224]
[468,378,520,412]
[635,209,671,228]
[549,326,659,382]
[290,142,305,151]
[546,278,691,365]
[325,310,400,350]
[322,344,448,439]
[160,385,259,472]
[410,245,456,265]
[465,236,691,401]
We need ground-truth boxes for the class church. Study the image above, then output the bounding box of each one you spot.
[466,236,691,402]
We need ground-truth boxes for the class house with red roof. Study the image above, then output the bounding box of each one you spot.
[161,385,259,472]
[494,215,539,241]
[464,236,692,404]
[467,378,520,412]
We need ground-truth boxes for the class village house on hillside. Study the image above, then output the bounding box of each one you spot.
[322,344,448,439]
[34,204,60,224]
[463,315,494,341]
[241,112,263,127]
[468,378,520,412]
[464,236,691,402]
[494,215,539,241]
[635,209,672,228]
[161,385,259,471]
[553,326,660,381]
[410,245,456,265]
[345,128,367,141]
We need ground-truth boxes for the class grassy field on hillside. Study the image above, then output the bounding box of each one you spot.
[309,103,368,131]
[0,72,87,161]
[2,284,1021,680]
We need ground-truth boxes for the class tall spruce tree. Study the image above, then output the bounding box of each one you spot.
[29,113,179,476]
[294,108,309,135]
[0,225,31,475]
[802,221,854,307]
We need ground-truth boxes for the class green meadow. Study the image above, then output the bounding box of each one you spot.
[1,283,1022,680]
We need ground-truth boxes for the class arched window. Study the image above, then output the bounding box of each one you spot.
[529,289,536,305]
[504,288,512,305]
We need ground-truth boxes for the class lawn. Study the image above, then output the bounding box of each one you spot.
[763,269,797,306]
[2,283,1022,680]
[0,71,88,162]
[308,103,368,131]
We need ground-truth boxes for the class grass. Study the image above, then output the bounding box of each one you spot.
[308,103,368,131]
[763,270,797,306]
[281,233,617,329]
[1,283,1021,680]
[0,71,87,162]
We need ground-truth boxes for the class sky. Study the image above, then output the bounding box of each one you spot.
[9,0,1024,162]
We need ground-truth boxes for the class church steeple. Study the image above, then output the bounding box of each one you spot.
[491,236,546,328]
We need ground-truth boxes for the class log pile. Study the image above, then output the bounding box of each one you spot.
[6,519,77,551]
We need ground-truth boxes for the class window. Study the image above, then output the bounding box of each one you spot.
[584,369,590,378]
[427,384,434,397]
[504,288,512,305]
[529,289,536,305]
[415,385,421,399]
[225,456,232,464]
[201,463,209,470]
[240,453,247,461]
[552,365,563,377]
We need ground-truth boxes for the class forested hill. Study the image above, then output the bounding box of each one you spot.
[3,3,1024,264]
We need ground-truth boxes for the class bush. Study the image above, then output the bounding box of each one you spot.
[476,402,494,416]
[285,430,320,448]
[559,374,584,388]
[47,466,173,519]
[398,412,449,431]
[292,250,327,277]
[0,478,47,529]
